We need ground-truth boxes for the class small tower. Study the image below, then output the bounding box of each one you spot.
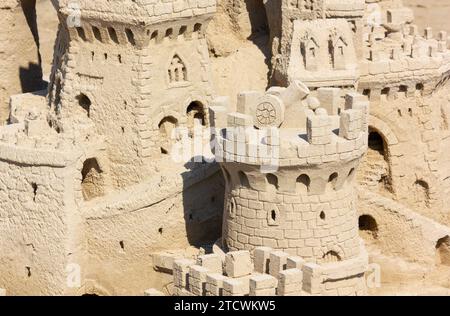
[210,81,370,295]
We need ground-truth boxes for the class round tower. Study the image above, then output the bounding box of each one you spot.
[210,81,370,264]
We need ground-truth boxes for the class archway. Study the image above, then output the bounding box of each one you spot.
[358,214,379,241]
[81,158,105,201]
[266,173,278,191]
[158,116,178,155]
[436,236,450,266]
[296,174,310,194]
[358,128,393,193]
[322,250,342,263]
[414,180,431,209]
[186,101,206,134]
[326,172,338,192]
[76,93,92,117]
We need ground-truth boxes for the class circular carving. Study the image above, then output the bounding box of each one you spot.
[256,102,277,125]
[253,95,285,129]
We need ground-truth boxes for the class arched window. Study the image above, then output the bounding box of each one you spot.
[168,55,187,83]
[399,85,408,96]
[186,101,206,130]
[322,251,341,263]
[76,93,91,117]
[81,158,105,201]
[359,215,378,240]
[414,180,431,208]
[179,26,187,36]
[158,116,178,155]
[92,26,102,42]
[151,31,158,41]
[108,27,119,44]
[125,28,136,46]
[296,174,310,194]
[194,23,202,33]
[327,172,338,191]
[76,27,87,41]
[238,171,250,187]
[266,174,278,191]
[436,236,450,266]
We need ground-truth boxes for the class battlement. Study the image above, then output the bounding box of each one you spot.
[360,25,450,99]
[0,109,106,167]
[57,0,216,25]
[59,0,216,48]
[323,0,365,18]
[173,246,368,296]
[209,82,369,167]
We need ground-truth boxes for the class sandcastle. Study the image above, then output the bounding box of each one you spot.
[1,0,450,296]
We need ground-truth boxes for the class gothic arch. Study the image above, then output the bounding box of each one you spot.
[153,111,184,131]
[166,52,189,85]
[74,150,110,206]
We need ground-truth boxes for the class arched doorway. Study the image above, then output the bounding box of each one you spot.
[76,93,92,117]
[414,179,431,209]
[358,128,393,193]
[358,214,379,241]
[186,101,206,135]
[158,116,178,155]
[436,236,450,266]
[81,158,105,201]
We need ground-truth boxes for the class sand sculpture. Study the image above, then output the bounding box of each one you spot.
[1,0,450,296]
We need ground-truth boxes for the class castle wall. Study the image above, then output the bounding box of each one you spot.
[357,85,450,225]
[80,165,224,295]
[357,188,450,265]
[0,144,78,295]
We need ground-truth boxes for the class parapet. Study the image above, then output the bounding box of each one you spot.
[0,105,105,167]
[209,82,369,167]
[56,0,217,25]
[360,25,450,99]
[324,0,365,18]
[173,246,368,296]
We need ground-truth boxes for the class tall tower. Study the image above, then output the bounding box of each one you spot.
[210,81,370,293]
[48,0,216,188]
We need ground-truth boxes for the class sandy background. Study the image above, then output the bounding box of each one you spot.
[405,0,450,33]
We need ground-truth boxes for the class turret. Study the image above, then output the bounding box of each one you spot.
[210,82,369,263]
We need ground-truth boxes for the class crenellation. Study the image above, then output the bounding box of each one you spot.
[173,246,367,296]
